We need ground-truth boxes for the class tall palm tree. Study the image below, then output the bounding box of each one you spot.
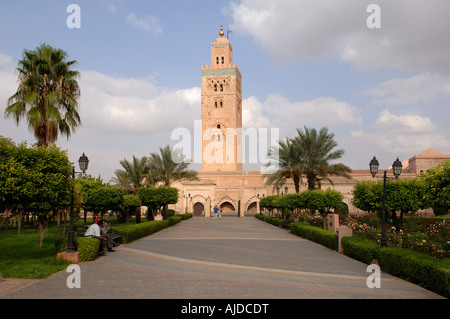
[109,169,133,193]
[148,145,198,186]
[5,44,81,147]
[113,155,152,223]
[293,126,352,190]
[117,155,152,194]
[264,137,304,193]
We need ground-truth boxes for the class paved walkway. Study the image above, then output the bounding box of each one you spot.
[0,217,445,299]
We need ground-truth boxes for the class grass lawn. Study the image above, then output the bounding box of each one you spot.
[0,224,72,279]
[0,216,115,279]
[0,216,143,279]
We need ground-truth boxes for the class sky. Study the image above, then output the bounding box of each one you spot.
[1,0,450,182]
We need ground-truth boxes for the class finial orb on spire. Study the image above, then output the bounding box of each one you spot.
[219,24,224,37]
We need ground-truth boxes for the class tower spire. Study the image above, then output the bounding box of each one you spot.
[219,24,224,37]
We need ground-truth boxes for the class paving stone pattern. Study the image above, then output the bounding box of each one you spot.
[0,217,445,299]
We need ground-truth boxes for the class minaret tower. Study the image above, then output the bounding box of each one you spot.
[201,25,243,172]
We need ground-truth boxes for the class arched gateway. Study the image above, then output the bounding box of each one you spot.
[193,202,204,216]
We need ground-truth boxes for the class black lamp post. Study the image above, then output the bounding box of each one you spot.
[67,153,89,253]
[369,156,402,247]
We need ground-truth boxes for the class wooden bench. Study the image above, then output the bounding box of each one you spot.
[106,224,124,246]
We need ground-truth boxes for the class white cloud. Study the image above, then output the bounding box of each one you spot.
[240,94,362,145]
[0,53,14,68]
[78,71,200,136]
[350,110,449,157]
[366,73,450,106]
[374,110,436,134]
[242,96,271,129]
[125,13,163,37]
[228,0,450,74]
[265,95,362,130]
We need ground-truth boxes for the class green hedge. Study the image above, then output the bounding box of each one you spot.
[341,235,449,298]
[55,236,100,262]
[289,222,336,250]
[255,214,265,221]
[377,247,450,298]
[55,220,173,261]
[259,216,449,298]
[119,220,170,243]
[181,213,193,220]
[255,214,285,227]
[167,216,182,226]
[341,236,379,264]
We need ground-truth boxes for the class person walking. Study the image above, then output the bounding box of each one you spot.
[219,207,222,219]
[213,205,218,219]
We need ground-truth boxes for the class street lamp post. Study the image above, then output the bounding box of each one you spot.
[369,156,402,248]
[67,153,89,254]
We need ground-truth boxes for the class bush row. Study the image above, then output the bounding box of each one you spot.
[255,214,286,228]
[341,236,450,298]
[55,236,100,262]
[119,220,170,243]
[181,213,193,220]
[257,215,449,298]
[56,214,193,262]
[289,222,336,250]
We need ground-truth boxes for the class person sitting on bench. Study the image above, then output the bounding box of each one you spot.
[84,219,108,256]
[99,219,116,252]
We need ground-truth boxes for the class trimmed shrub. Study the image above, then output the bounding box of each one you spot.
[181,213,193,220]
[289,222,336,250]
[119,220,170,243]
[168,216,182,226]
[377,247,450,298]
[255,214,265,221]
[167,209,176,217]
[341,236,380,264]
[266,216,284,227]
[341,235,450,298]
[55,236,100,262]
[76,237,100,262]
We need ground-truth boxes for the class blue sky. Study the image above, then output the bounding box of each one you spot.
[1,0,450,182]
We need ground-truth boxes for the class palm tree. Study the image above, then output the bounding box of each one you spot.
[109,169,133,193]
[116,155,152,194]
[264,137,304,193]
[293,126,352,190]
[5,44,81,147]
[113,155,152,223]
[148,145,198,186]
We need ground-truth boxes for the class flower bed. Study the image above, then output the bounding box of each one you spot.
[340,215,449,259]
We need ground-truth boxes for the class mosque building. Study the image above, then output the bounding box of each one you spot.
[170,26,450,217]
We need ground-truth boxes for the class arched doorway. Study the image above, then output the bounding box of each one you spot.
[220,201,236,216]
[193,202,205,217]
[246,202,257,216]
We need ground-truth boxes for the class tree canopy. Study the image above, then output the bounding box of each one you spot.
[5,44,81,147]
[0,141,73,246]
[265,126,351,193]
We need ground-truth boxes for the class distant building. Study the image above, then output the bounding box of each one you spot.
[171,26,449,217]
